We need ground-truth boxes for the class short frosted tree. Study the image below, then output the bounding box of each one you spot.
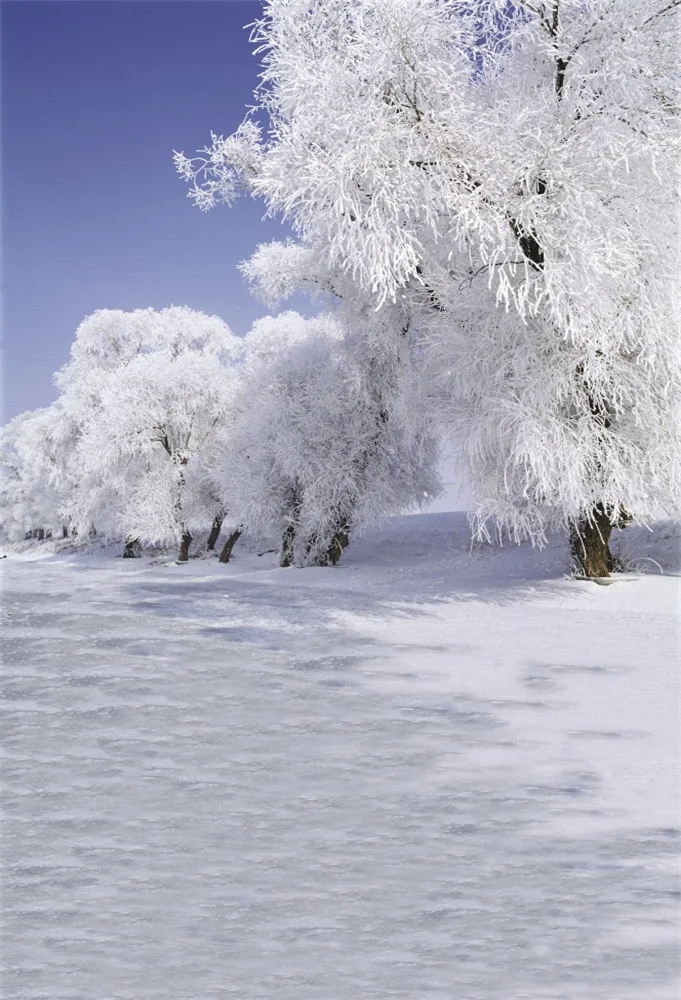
[0,404,78,541]
[0,411,48,541]
[220,311,441,567]
[61,307,240,560]
[176,0,680,577]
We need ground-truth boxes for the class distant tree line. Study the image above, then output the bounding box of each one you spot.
[1,306,438,566]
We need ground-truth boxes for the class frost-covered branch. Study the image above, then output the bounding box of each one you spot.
[172,0,680,574]
[173,121,263,211]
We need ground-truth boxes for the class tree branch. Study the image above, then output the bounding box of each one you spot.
[639,0,681,28]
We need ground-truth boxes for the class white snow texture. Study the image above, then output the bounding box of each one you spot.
[3,514,679,999]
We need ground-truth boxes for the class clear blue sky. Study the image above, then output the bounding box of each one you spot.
[1,0,309,421]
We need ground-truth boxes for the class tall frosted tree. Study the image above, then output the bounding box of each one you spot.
[176,0,680,577]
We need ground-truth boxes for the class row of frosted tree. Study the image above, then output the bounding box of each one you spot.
[3,0,680,577]
[0,305,439,566]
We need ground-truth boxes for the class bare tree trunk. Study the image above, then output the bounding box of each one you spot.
[122,537,140,559]
[206,514,224,552]
[325,529,350,566]
[570,505,614,578]
[218,526,242,564]
[305,526,351,566]
[279,483,302,567]
[171,457,193,563]
[62,526,69,539]
[280,522,296,568]
[36,528,45,541]
[177,531,192,563]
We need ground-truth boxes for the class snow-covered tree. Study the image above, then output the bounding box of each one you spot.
[176,0,680,577]
[220,310,441,567]
[1,411,43,541]
[56,306,236,388]
[0,404,78,541]
[61,307,241,560]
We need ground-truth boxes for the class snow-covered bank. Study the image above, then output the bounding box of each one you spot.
[3,513,680,999]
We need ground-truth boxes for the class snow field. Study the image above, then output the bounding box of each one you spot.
[2,513,680,999]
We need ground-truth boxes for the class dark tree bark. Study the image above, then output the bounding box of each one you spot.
[62,526,69,539]
[206,514,224,552]
[555,56,568,99]
[570,504,614,578]
[617,507,633,528]
[324,529,350,566]
[177,531,192,563]
[122,537,140,559]
[280,522,296,568]
[305,526,351,567]
[36,528,45,541]
[279,483,302,567]
[218,526,242,564]
[171,456,193,563]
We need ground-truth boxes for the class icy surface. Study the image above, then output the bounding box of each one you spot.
[2,514,680,999]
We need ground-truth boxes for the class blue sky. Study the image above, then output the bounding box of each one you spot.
[1,0,309,420]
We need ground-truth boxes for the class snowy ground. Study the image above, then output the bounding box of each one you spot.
[2,513,680,1000]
